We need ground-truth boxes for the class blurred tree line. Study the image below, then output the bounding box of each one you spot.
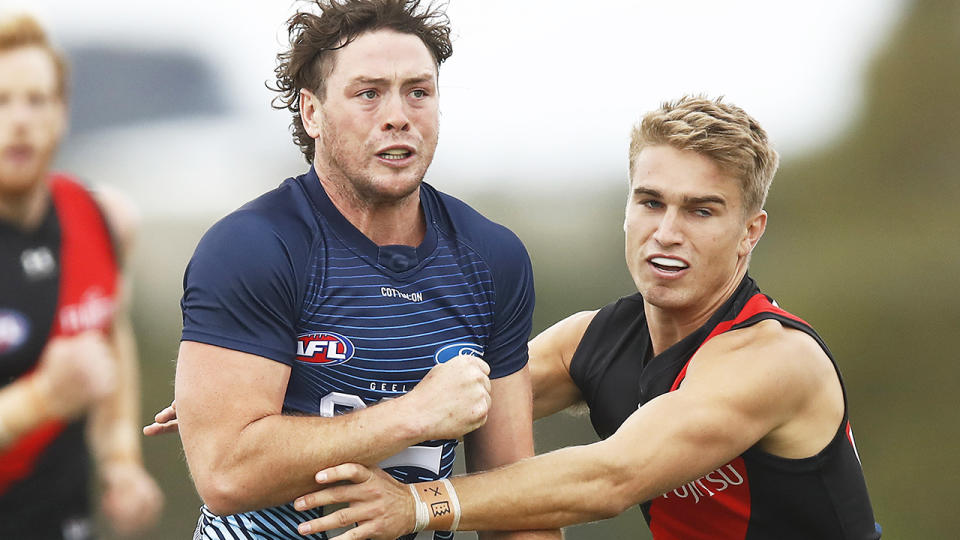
[121,0,956,538]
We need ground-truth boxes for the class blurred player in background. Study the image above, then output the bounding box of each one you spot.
[293,96,881,540]
[163,1,556,539]
[0,13,162,540]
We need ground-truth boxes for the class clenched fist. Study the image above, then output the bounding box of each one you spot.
[404,354,492,440]
[32,331,117,420]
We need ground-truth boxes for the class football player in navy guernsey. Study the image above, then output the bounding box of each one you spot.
[0,13,163,540]
[293,96,882,540]
[156,1,556,539]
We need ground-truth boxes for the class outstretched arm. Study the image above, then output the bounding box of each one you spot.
[293,322,840,537]
[464,366,560,540]
[86,186,163,535]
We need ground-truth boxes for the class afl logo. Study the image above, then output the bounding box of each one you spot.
[0,309,30,355]
[434,342,483,364]
[296,332,355,365]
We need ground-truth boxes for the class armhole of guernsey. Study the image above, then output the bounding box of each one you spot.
[567,299,620,404]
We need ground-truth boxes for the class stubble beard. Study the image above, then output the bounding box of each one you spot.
[318,121,434,211]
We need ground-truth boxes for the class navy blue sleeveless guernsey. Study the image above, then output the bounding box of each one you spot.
[569,275,880,540]
[180,168,534,540]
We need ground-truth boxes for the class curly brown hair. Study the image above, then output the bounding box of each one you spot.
[272,0,452,163]
[629,96,780,214]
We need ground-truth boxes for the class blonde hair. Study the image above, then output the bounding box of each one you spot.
[629,96,779,213]
[0,14,68,99]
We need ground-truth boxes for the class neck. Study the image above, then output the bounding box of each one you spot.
[315,172,425,247]
[0,179,50,230]
[644,266,748,356]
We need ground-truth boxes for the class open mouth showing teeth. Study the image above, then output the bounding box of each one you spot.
[379,149,411,160]
[650,257,688,272]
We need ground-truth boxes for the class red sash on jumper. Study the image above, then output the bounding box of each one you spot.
[648,293,810,540]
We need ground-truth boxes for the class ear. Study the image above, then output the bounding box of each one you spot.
[739,209,767,257]
[299,88,322,139]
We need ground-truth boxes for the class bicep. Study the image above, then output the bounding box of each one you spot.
[530,311,596,419]
[464,366,534,472]
[600,344,802,501]
[174,341,291,466]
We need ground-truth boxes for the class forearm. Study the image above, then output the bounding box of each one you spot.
[454,443,631,531]
[183,395,429,515]
[466,368,562,540]
[88,315,142,466]
[479,530,563,540]
[0,376,53,449]
[454,391,759,532]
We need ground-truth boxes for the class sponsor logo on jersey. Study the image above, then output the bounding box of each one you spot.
[380,286,423,303]
[660,459,746,504]
[59,287,115,334]
[296,331,355,365]
[20,246,55,280]
[434,342,483,364]
[0,309,30,355]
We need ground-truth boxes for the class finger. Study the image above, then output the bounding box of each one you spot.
[142,420,178,436]
[294,481,369,512]
[328,523,378,540]
[154,405,177,423]
[480,370,492,394]
[472,356,491,377]
[316,462,372,485]
[297,506,361,537]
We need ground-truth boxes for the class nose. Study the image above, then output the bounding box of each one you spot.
[651,208,683,247]
[380,93,410,133]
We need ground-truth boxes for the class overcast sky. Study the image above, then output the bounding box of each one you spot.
[9,0,907,191]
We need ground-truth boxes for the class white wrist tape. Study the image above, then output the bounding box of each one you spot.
[441,478,461,531]
[409,479,462,532]
[409,484,430,533]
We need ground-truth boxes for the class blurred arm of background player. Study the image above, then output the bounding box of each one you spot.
[0,332,115,448]
[85,186,163,536]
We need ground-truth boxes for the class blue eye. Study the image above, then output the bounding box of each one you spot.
[359,90,377,100]
[643,200,663,209]
[410,89,426,98]
[693,208,712,217]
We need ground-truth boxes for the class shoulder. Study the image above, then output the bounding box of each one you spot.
[425,184,529,262]
[688,319,835,406]
[531,309,599,368]
[47,174,139,260]
[198,180,315,256]
[91,183,140,260]
[187,180,318,287]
